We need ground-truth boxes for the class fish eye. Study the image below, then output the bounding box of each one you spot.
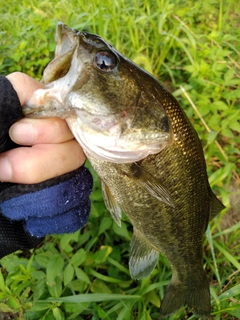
[94,51,117,72]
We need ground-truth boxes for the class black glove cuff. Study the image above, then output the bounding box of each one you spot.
[0,75,23,153]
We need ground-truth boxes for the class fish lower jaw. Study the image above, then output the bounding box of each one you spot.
[66,118,162,163]
[23,87,72,119]
[80,139,161,164]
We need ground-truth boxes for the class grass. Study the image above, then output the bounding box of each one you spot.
[0,0,239,319]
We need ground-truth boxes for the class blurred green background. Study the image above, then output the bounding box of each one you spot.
[0,0,239,319]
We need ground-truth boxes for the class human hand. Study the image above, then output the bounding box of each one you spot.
[0,72,92,249]
[0,72,86,184]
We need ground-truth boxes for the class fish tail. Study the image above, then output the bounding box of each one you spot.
[159,273,210,319]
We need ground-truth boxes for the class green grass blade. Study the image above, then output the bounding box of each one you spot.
[214,241,240,270]
[88,268,132,285]
[218,283,240,302]
[107,257,130,275]
[45,293,141,303]
[213,222,240,238]
[206,225,221,284]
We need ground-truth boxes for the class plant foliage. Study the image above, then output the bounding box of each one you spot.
[0,0,239,319]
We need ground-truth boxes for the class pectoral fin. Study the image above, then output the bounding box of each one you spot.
[101,180,122,226]
[209,191,225,220]
[129,228,159,279]
[130,163,175,208]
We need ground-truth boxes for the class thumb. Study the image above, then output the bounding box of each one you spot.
[6,72,44,106]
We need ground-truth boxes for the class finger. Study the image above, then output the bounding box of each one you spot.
[6,72,44,106]
[9,117,74,146]
[0,140,86,184]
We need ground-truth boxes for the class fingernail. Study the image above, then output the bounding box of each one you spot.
[0,156,12,181]
[10,122,34,145]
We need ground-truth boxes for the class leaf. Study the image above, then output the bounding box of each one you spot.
[53,307,65,320]
[145,290,160,307]
[91,279,112,294]
[209,163,235,187]
[113,221,131,240]
[212,101,228,110]
[133,54,153,73]
[0,269,6,292]
[60,231,79,252]
[228,307,240,318]
[48,277,62,298]
[70,279,88,292]
[172,84,192,97]
[224,68,234,83]
[184,64,196,73]
[64,302,90,319]
[64,263,75,286]
[114,301,135,320]
[140,310,153,320]
[207,130,218,144]
[70,249,87,267]
[30,302,52,312]
[46,255,64,286]
[31,270,46,281]
[98,216,113,235]
[35,252,53,268]
[0,303,15,312]
[96,305,108,319]
[75,267,90,284]
[229,119,240,133]
[7,296,20,309]
[33,278,46,301]
[92,246,113,264]
[217,49,232,57]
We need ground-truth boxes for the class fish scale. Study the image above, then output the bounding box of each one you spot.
[23,22,225,319]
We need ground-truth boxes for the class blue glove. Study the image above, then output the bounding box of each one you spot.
[0,166,93,237]
[0,76,93,257]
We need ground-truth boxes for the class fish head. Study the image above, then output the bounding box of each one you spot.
[23,22,172,163]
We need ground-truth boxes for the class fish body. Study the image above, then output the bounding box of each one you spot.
[23,23,225,318]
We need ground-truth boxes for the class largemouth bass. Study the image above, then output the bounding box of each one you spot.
[23,22,225,319]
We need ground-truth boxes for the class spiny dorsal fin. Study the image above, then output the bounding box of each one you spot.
[209,191,225,220]
[101,180,122,226]
[129,228,159,279]
[130,162,175,208]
